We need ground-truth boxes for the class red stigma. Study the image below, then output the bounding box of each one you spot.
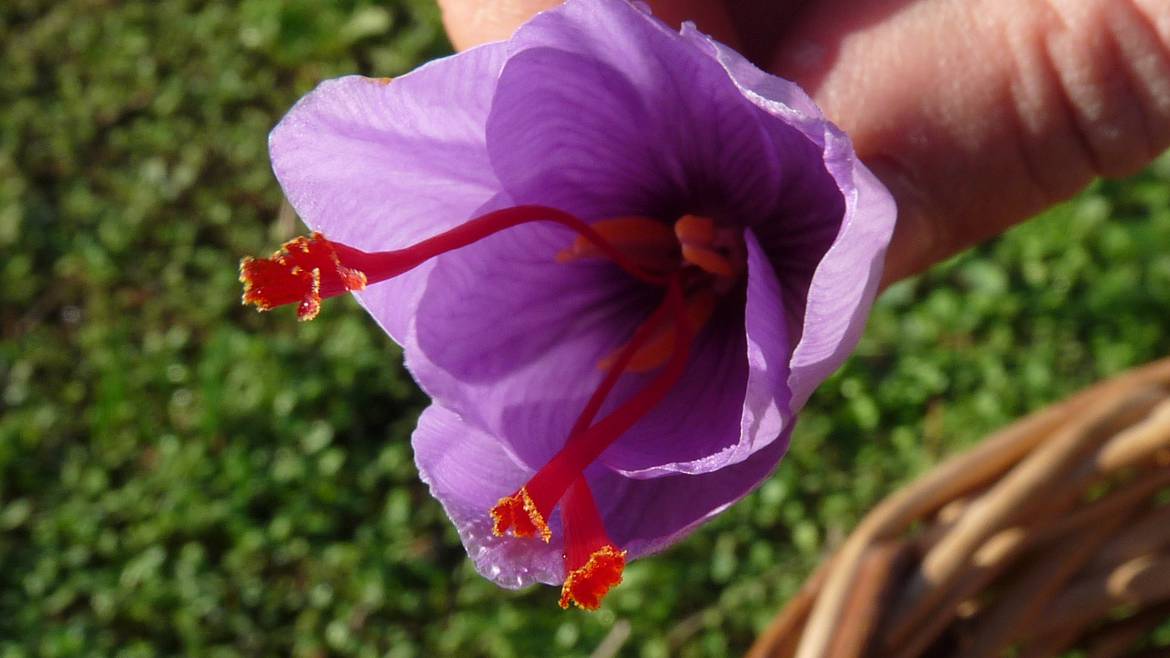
[560,545,626,610]
[558,479,626,610]
[491,487,551,543]
[239,206,669,321]
[239,232,367,321]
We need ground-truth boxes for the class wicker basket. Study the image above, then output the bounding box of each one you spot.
[749,359,1170,658]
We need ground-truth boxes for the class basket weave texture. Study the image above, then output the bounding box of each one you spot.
[750,359,1170,658]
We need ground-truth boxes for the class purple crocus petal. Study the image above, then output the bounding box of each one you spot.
[679,23,825,144]
[414,401,789,586]
[682,25,897,410]
[786,146,895,409]
[485,0,783,223]
[412,403,563,588]
[269,43,506,342]
[593,426,791,558]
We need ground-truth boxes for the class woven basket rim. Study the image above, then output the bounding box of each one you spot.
[751,358,1170,658]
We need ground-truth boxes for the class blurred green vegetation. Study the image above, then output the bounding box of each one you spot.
[2,1,1169,656]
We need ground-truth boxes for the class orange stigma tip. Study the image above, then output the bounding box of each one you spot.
[490,488,551,543]
[239,232,367,322]
[556,216,679,274]
[681,244,735,278]
[559,545,626,610]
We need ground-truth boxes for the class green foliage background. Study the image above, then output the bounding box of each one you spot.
[2,1,1168,656]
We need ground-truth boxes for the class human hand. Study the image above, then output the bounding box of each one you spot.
[437,0,1170,285]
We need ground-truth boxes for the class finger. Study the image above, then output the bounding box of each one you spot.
[439,0,560,51]
[767,0,1170,283]
[438,0,738,51]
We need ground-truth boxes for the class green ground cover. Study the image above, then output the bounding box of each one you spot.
[2,1,1168,655]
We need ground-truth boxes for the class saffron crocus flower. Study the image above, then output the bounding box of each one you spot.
[240,0,895,609]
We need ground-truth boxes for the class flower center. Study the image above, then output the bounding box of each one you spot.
[239,205,746,609]
[558,214,745,372]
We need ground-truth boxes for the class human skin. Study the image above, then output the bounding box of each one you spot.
[438,0,1170,286]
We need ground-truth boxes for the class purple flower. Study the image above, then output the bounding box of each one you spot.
[240,0,895,609]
